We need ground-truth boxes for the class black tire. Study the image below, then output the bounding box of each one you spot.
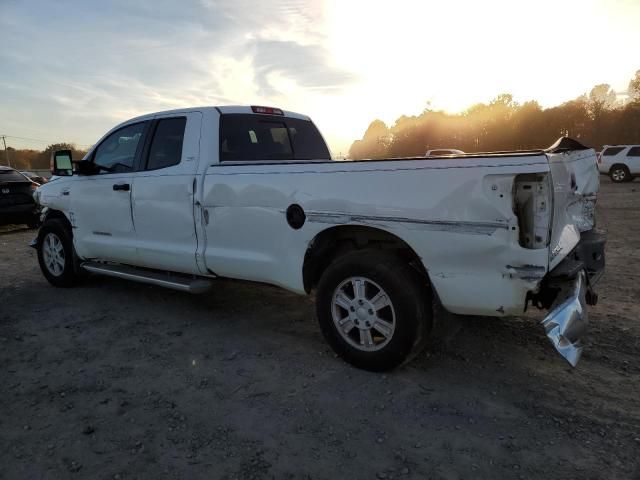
[609,164,631,183]
[37,219,80,287]
[316,249,432,371]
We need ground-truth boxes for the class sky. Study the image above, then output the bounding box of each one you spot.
[1,0,639,156]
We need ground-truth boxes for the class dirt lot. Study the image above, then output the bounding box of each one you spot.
[1,177,639,480]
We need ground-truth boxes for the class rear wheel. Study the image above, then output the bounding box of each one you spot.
[37,219,81,287]
[609,164,630,183]
[316,249,432,371]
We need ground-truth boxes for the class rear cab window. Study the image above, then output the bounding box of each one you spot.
[220,114,331,162]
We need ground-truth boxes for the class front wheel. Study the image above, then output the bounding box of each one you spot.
[316,250,432,371]
[37,219,81,287]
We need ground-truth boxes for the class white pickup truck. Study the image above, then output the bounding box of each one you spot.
[34,105,605,371]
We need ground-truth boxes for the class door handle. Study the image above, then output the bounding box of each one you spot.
[113,183,130,192]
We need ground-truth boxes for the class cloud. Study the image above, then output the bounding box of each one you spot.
[0,0,357,147]
[249,39,356,96]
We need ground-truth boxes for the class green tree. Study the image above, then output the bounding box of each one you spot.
[349,120,391,159]
[588,84,617,119]
[349,81,638,158]
[628,70,640,102]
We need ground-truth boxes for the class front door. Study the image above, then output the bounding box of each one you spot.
[70,121,149,263]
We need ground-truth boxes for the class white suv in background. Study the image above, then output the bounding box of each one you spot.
[597,145,640,182]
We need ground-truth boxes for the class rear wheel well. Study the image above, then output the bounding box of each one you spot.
[302,225,428,293]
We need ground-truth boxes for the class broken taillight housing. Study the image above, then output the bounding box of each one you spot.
[573,195,597,232]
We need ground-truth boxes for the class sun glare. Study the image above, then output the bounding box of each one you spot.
[313,0,640,154]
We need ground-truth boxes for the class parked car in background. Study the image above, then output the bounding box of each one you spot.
[0,166,40,228]
[597,145,640,182]
[20,171,48,185]
[425,148,465,156]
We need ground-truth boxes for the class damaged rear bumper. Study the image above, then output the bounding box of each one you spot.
[541,271,588,367]
[538,229,605,366]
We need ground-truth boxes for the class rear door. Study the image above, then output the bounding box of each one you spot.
[71,121,148,263]
[130,111,202,274]
[625,146,640,174]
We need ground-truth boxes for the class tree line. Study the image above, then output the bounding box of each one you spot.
[349,70,640,159]
[1,143,88,171]
[4,71,640,168]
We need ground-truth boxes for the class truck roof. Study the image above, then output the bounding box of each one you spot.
[122,105,311,125]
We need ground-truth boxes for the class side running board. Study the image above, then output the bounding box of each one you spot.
[81,262,214,294]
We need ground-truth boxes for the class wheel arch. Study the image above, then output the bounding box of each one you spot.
[302,224,430,293]
[39,208,71,234]
[38,208,87,278]
[37,209,73,246]
[609,163,630,173]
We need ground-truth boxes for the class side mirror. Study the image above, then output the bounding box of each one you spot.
[51,150,73,176]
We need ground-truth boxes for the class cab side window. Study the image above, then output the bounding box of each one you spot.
[93,122,147,174]
[146,117,187,170]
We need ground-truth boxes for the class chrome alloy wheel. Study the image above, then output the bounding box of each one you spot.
[42,232,65,277]
[331,276,396,351]
[611,168,626,182]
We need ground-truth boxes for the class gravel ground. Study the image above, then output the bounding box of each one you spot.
[1,177,639,480]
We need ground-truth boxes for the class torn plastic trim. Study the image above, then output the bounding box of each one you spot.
[540,270,588,367]
[305,211,508,235]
